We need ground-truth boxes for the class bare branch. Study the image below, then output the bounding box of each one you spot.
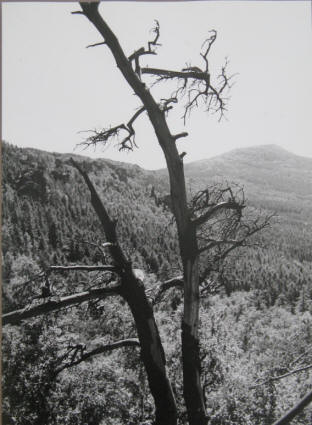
[79,106,145,151]
[198,214,272,284]
[200,30,217,73]
[272,389,312,425]
[148,20,161,52]
[173,132,188,141]
[218,215,272,261]
[2,285,122,326]
[86,41,106,49]
[128,20,160,76]
[3,264,116,302]
[250,363,312,389]
[55,338,140,375]
[198,238,243,254]
[152,276,183,304]
[142,67,210,83]
[141,31,233,123]
[289,347,312,369]
[189,184,273,286]
[48,265,117,273]
[193,201,245,228]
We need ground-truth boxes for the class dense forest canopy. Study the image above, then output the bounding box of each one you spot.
[2,141,312,424]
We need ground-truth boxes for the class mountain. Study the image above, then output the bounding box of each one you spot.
[185,144,312,196]
[154,144,312,219]
[2,141,312,302]
[157,144,312,264]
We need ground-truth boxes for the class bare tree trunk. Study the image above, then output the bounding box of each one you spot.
[77,4,207,423]
[71,159,177,425]
[182,250,207,425]
[121,272,177,425]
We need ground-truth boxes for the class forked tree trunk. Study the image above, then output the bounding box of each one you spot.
[78,3,207,424]
[71,160,177,425]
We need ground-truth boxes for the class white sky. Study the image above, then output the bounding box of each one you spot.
[2,1,312,169]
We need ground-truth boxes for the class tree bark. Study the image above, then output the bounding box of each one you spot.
[122,273,177,425]
[78,3,207,423]
[181,229,207,425]
[71,158,177,425]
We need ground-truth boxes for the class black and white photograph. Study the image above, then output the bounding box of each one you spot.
[2,1,312,424]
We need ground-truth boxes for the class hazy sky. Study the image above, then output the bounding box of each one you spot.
[3,1,312,169]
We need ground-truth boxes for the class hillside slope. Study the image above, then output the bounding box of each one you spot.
[184,144,312,218]
[2,142,312,424]
[2,142,312,301]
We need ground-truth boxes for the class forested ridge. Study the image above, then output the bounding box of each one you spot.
[2,141,312,424]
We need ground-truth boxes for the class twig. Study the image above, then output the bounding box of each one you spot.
[86,41,106,49]
[48,265,117,273]
[55,338,140,375]
[250,363,312,389]
[78,107,145,151]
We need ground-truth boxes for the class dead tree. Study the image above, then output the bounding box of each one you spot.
[71,3,267,423]
[3,5,279,425]
[71,3,258,424]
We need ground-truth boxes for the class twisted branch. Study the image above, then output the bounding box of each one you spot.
[152,276,183,305]
[192,186,245,228]
[79,106,145,151]
[55,338,140,375]
[189,185,272,284]
[141,31,234,123]
[128,20,160,76]
[250,363,312,389]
